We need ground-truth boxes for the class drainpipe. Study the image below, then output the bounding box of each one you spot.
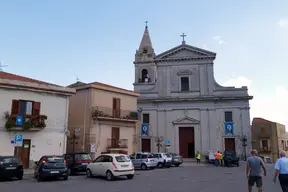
[63,96,69,154]
[82,89,89,152]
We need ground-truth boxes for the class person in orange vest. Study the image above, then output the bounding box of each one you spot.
[215,151,221,167]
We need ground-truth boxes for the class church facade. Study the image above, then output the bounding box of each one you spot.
[133,25,253,158]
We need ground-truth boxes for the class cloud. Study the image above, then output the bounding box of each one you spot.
[212,36,225,44]
[278,19,288,27]
[221,77,288,130]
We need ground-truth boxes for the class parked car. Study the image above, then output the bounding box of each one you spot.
[167,153,183,167]
[64,152,92,175]
[34,155,69,182]
[0,156,23,180]
[86,154,134,181]
[223,150,239,167]
[129,152,157,170]
[153,153,172,168]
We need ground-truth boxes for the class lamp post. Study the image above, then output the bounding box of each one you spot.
[240,135,248,161]
[155,136,164,153]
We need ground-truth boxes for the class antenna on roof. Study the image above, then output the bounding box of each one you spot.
[0,62,8,72]
[76,76,80,82]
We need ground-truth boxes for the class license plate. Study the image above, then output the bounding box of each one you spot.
[121,165,129,167]
[82,163,88,165]
[6,167,16,170]
[50,171,59,174]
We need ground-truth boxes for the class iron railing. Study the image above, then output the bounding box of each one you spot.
[107,139,128,148]
[92,106,138,120]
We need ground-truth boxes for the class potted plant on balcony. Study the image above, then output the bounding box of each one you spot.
[129,112,138,120]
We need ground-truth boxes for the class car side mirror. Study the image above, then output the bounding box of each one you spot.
[34,161,38,165]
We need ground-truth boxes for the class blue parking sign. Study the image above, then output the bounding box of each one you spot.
[166,139,171,146]
[14,135,23,146]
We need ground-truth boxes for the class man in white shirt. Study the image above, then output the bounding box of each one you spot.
[274,151,288,192]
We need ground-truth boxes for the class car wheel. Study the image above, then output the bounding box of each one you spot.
[141,163,147,170]
[157,162,163,168]
[175,164,180,167]
[63,175,68,180]
[127,174,134,179]
[106,170,115,181]
[17,174,23,180]
[86,169,93,178]
[236,163,239,167]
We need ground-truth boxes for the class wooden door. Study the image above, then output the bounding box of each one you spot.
[179,127,195,158]
[112,127,120,148]
[112,98,121,118]
[224,138,236,152]
[22,139,31,168]
[141,139,151,152]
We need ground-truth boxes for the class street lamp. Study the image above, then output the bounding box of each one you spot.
[240,135,248,161]
[155,136,164,153]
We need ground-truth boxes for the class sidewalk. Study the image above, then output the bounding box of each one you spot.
[24,169,34,176]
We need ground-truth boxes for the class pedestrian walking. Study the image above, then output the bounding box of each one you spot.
[196,151,201,165]
[273,151,288,192]
[215,151,221,167]
[246,149,266,192]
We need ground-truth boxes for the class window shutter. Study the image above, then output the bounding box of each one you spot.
[33,102,41,116]
[11,100,19,116]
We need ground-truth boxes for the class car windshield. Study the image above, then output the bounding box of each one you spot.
[165,154,171,157]
[115,155,130,162]
[75,154,92,160]
[46,156,65,163]
[0,157,20,164]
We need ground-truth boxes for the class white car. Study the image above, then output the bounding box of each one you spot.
[153,153,172,168]
[86,154,135,181]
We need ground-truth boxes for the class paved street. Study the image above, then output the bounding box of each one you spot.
[0,163,282,192]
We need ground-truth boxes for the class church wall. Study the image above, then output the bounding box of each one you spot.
[137,100,251,157]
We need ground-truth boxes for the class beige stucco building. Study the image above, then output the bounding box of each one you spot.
[67,81,139,158]
[252,117,288,163]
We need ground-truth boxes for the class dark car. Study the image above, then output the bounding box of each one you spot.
[167,153,183,167]
[0,156,23,180]
[34,155,68,182]
[223,150,239,167]
[64,153,92,175]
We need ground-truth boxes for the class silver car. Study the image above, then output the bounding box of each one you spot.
[129,152,158,170]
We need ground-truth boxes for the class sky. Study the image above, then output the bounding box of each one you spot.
[0,0,287,129]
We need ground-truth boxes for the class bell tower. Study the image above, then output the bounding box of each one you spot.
[134,22,157,89]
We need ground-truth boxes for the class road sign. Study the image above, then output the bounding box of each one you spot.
[14,134,23,147]
[90,144,96,153]
[166,139,171,146]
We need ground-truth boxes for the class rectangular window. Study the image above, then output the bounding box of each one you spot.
[224,111,233,122]
[142,114,150,124]
[112,98,121,117]
[181,77,189,91]
[19,101,33,116]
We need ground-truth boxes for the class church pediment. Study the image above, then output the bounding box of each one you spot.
[172,116,200,124]
[155,44,216,60]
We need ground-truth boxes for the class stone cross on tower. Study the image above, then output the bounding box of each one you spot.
[145,21,148,28]
[180,33,187,44]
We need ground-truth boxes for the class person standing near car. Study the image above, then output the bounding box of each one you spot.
[273,151,288,192]
[246,149,266,192]
[196,151,201,165]
[215,151,221,167]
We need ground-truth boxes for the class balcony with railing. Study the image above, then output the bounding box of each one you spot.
[92,106,138,121]
[259,146,271,152]
[107,139,128,149]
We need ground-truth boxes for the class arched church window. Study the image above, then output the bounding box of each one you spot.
[141,69,149,83]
